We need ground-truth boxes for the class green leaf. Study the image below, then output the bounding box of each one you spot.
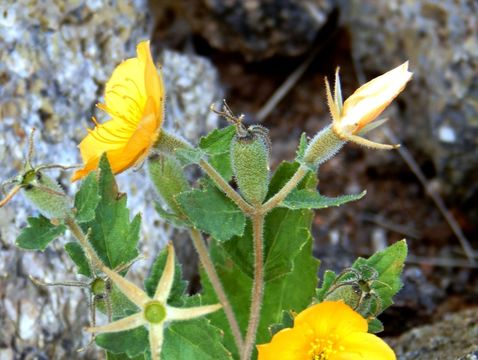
[202,161,320,357]
[295,132,308,161]
[154,202,190,228]
[315,270,338,302]
[65,241,92,277]
[82,155,140,269]
[199,126,235,181]
[176,183,245,242]
[368,318,384,333]
[144,246,187,307]
[16,215,66,251]
[199,126,235,155]
[208,152,233,181]
[106,351,148,360]
[268,310,295,337]
[281,189,366,210]
[352,240,408,312]
[74,172,100,223]
[176,148,204,166]
[96,327,149,358]
[163,296,232,360]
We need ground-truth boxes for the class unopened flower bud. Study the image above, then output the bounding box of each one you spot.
[22,169,72,219]
[148,153,190,215]
[230,125,271,206]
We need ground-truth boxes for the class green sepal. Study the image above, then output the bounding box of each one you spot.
[295,132,308,162]
[74,172,100,223]
[281,189,366,210]
[144,246,188,306]
[15,215,66,251]
[368,318,384,333]
[81,155,140,269]
[268,310,295,337]
[176,182,245,242]
[65,241,92,277]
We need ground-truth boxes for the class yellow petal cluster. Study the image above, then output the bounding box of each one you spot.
[257,301,396,360]
[329,62,412,149]
[72,40,165,181]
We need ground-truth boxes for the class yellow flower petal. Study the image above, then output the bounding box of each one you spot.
[337,332,396,360]
[340,62,412,134]
[72,40,164,182]
[257,301,396,360]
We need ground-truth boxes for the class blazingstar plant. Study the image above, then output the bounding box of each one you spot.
[0,40,412,360]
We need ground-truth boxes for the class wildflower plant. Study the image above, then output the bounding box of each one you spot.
[0,40,412,359]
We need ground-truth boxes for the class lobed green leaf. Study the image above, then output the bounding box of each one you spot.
[281,189,366,210]
[176,183,245,242]
[74,172,100,223]
[81,155,140,269]
[16,215,66,251]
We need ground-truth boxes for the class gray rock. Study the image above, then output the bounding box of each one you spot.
[389,307,478,359]
[165,0,334,61]
[343,0,478,198]
[0,0,222,358]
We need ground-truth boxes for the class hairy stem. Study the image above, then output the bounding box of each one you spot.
[189,228,244,353]
[65,217,103,271]
[260,165,309,214]
[199,159,254,215]
[242,214,264,360]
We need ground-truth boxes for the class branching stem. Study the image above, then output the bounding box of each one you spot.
[65,217,103,271]
[199,159,254,215]
[260,165,309,214]
[189,228,244,353]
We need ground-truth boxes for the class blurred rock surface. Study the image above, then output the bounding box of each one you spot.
[344,0,478,199]
[168,0,334,61]
[0,0,221,358]
[389,307,478,359]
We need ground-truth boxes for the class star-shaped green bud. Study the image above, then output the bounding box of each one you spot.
[86,244,222,359]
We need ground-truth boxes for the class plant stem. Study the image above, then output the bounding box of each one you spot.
[189,228,244,353]
[65,217,103,271]
[260,165,309,214]
[242,214,264,360]
[199,159,254,215]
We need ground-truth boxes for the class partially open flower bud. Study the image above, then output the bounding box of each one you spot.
[230,125,271,206]
[148,153,190,215]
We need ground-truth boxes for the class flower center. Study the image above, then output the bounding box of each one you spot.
[144,301,166,324]
[309,336,344,360]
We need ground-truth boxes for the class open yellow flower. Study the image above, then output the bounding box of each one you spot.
[72,40,165,181]
[328,62,412,149]
[257,301,396,360]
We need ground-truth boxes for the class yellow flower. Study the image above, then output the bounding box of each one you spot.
[327,62,412,149]
[72,40,165,181]
[257,301,396,360]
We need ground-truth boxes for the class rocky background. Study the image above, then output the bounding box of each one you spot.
[0,0,477,359]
